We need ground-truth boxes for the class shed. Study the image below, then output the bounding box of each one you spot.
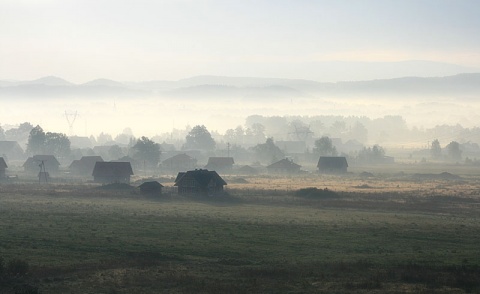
[69,156,104,176]
[204,157,234,173]
[317,156,348,174]
[23,155,60,174]
[92,162,134,184]
[174,169,227,196]
[0,157,7,178]
[138,181,163,195]
[266,158,301,174]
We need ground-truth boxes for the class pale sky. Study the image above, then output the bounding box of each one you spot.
[1,0,480,83]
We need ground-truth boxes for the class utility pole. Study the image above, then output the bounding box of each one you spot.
[227,142,231,157]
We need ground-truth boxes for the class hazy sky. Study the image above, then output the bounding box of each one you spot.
[2,0,480,82]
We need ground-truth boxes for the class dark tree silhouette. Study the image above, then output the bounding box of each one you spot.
[44,132,71,158]
[251,138,284,164]
[132,136,161,168]
[313,136,337,156]
[27,125,46,155]
[430,139,442,159]
[446,141,462,162]
[184,125,216,151]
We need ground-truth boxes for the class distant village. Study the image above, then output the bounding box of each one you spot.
[0,115,479,195]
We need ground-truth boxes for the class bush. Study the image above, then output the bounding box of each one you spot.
[295,187,338,199]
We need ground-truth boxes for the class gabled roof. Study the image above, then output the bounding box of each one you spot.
[24,155,60,167]
[0,157,7,169]
[80,155,104,165]
[206,157,234,167]
[267,158,301,169]
[237,165,258,174]
[317,156,348,168]
[139,181,164,189]
[174,169,227,187]
[163,153,196,164]
[92,162,134,177]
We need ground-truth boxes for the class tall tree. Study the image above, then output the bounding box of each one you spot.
[430,139,442,159]
[132,136,161,168]
[184,125,216,151]
[446,141,462,162]
[313,136,337,156]
[251,138,284,164]
[44,132,71,158]
[26,125,46,155]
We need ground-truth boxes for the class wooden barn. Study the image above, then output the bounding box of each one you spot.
[317,156,348,174]
[92,162,134,184]
[138,181,163,195]
[174,169,227,196]
[204,157,234,173]
[162,153,197,172]
[266,158,301,174]
[23,155,60,174]
[69,156,104,176]
[0,157,7,178]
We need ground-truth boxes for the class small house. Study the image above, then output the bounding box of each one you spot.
[0,157,7,178]
[317,156,348,174]
[92,162,134,184]
[236,165,258,175]
[204,157,234,173]
[266,158,301,174]
[138,181,163,195]
[69,156,104,176]
[174,169,227,196]
[23,155,60,174]
[162,153,197,172]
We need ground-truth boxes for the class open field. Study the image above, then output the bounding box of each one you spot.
[1,173,480,293]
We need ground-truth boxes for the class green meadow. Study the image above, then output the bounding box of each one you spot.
[0,180,479,293]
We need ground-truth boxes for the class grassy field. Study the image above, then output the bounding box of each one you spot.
[0,174,480,293]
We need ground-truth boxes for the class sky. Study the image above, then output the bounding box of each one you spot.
[1,0,480,83]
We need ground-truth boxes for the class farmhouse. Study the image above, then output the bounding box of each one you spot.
[317,156,348,173]
[0,157,7,178]
[174,169,227,196]
[266,158,301,174]
[69,156,104,176]
[138,181,163,195]
[162,153,197,172]
[23,155,60,174]
[204,157,234,173]
[92,162,134,184]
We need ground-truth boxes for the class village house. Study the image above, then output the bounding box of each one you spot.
[23,155,60,174]
[161,153,197,173]
[174,169,227,196]
[138,181,163,195]
[0,157,7,178]
[317,156,348,174]
[204,157,234,173]
[236,165,259,175]
[266,158,301,174]
[92,162,134,184]
[69,156,104,176]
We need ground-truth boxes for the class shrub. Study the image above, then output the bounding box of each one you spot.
[295,187,338,199]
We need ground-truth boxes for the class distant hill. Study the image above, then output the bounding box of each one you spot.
[1,73,480,100]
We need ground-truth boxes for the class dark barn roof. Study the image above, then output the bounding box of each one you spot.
[267,158,301,170]
[317,156,348,169]
[174,169,227,187]
[24,155,60,167]
[205,157,234,169]
[92,162,134,177]
[138,181,164,193]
